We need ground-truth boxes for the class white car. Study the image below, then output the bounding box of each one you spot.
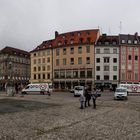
[74,86,85,97]
[114,87,128,100]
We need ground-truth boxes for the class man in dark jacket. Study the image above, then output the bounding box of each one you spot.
[84,86,91,107]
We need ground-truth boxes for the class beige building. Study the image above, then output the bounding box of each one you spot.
[30,40,53,83]
[53,29,100,89]
[0,46,30,89]
[30,29,100,89]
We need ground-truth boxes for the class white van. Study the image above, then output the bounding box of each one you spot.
[22,83,51,95]
[74,86,85,97]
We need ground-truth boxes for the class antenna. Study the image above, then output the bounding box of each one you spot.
[119,21,122,33]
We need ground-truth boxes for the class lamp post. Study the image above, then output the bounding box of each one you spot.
[7,61,14,96]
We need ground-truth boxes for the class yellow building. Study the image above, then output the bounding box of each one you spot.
[30,29,100,89]
[53,29,100,89]
[30,40,53,83]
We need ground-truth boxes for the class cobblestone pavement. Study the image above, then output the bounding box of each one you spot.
[0,91,140,140]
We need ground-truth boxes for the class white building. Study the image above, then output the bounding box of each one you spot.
[95,34,119,90]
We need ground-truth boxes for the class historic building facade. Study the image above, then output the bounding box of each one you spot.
[30,29,100,89]
[52,29,100,89]
[95,34,119,90]
[30,40,53,83]
[119,33,140,83]
[0,46,30,88]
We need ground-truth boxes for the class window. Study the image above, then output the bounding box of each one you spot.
[42,66,45,71]
[105,42,109,45]
[104,75,109,80]
[87,70,92,78]
[134,73,138,80]
[56,48,60,56]
[47,50,50,55]
[34,74,36,80]
[122,40,125,43]
[96,66,100,71]
[38,52,40,56]
[96,48,100,53]
[112,41,117,45]
[47,73,50,79]
[113,66,117,71]
[70,39,74,44]
[42,51,45,56]
[104,66,109,71]
[113,48,117,53]
[113,58,117,63]
[104,57,109,63]
[73,70,78,78]
[34,67,36,72]
[42,58,45,63]
[79,38,83,43]
[38,74,40,79]
[128,72,131,80]
[47,57,50,63]
[96,75,100,80]
[34,53,36,56]
[38,59,41,64]
[66,70,71,78]
[128,40,131,44]
[56,59,59,66]
[60,70,65,78]
[43,74,45,79]
[54,71,59,78]
[63,58,66,65]
[80,71,85,78]
[47,65,50,71]
[113,75,117,80]
[96,58,100,63]
[135,56,138,61]
[104,48,110,53]
[78,57,82,64]
[70,58,74,65]
[86,57,90,64]
[128,55,131,60]
[86,46,90,53]
[78,46,82,53]
[38,66,41,71]
[134,40,138,44]
[70,47,74,54]
[63,48,66,55]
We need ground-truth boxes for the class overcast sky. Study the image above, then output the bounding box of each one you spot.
[0,0,140,51]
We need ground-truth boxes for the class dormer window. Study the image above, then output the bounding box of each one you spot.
[70,39,74,44]
[58,42,61,46]
[71,33,74,37]
[105,41,109,45]
[87,37,91,43]
[64,40,67,45]
[122,40,125,44]
[112,41,116,45]
[78,32,81,36]
[62,35,65,39]
[128,40,131,44]
[49,44,52,47]
[43,46,45,49]
[134,40,138,44]
[87,32,90,35]
[79,38,83,43]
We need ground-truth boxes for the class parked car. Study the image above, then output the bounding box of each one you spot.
[74,86,85,97]
[114,87,128,100]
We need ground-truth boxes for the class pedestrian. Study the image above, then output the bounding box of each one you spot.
[79,93,85,109]
[84,86,91,107]
[91,88,98,109]
[15,83,19,94]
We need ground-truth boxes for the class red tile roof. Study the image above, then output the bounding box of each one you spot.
[30,29,99,53]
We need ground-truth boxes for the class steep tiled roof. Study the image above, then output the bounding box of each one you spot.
[119,33,140,45]
[30,29,99,53]
[96,34,119,45]
[0,46,30,57]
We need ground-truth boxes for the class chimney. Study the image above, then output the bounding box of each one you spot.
[55,31,59,38]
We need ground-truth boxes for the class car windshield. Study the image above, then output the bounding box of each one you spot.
[75,87,83,90]
[116,88,127,92]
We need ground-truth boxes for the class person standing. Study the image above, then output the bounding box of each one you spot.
[91,88,98,109]
[84,86,91,107]
[79,93,85,109]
